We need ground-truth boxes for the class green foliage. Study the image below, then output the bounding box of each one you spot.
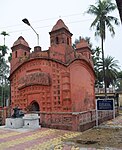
[8,53,12,62]
[0,31,10,107]
[1,31,9,36]
[0,57,10,107]
[72,36,121,89]
[86,0,119,40]
[1,31,9,46]
[98,56,120,88]
[116,71,122,91]
[0,45,9,57]
[87,0,120,97]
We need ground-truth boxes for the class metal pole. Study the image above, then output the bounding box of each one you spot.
[30,25,39,46]
[113,99,115,119]
[22,18,39,46]
[96,100,98,127]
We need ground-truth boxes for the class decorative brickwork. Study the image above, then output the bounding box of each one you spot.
[9,19,96,130]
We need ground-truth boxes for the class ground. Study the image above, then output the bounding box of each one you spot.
[0,115,122,150]
[67,128,122,149]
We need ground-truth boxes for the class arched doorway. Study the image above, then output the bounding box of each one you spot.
[29,101,40,111]
[27,101,41,125]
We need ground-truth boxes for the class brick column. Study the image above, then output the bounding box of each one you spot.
[72,112,80,131]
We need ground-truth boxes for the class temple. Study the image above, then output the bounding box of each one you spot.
[9,19,96,130]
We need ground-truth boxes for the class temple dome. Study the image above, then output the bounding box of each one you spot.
[13,36,29,47]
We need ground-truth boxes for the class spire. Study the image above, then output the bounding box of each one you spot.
[49,19,72,47]
[13,36,29,47]
[51,19,69,32]
[11,36,31,52]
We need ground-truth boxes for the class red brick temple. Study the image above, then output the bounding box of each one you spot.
[9,19,96,131]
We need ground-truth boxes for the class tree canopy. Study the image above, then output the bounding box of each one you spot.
[87,0,120,97]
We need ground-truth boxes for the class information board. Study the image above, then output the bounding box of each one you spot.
[96,99,115,127]
[97,99,114,110]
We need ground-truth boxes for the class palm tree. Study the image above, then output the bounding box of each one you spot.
[1,31,9,45]
[98,56,120,88]
[87,0,119,98]
[92,46,101,65]
[0,31,10,107]
[0,45,8,57]
[0,31,9,59]
[0,58,9,107]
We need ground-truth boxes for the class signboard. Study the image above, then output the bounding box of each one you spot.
[97,99,114,110]
[96,99,115,127]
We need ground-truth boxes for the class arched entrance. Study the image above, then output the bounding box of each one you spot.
[27,101,40,125]
[29,101,40,111]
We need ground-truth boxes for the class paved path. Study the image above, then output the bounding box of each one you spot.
[0,127,83,150]
[0,115,122,150]
[100,114,122,128]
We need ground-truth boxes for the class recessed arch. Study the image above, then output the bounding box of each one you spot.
[29,101,40,111]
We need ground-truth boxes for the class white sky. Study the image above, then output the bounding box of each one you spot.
[0,0,122,68]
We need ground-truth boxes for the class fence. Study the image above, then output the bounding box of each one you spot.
[38,109,118,131]
[0,107,11,125]
[0,108,118,131]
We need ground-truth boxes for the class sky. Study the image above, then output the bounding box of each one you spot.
[0,0,122,68]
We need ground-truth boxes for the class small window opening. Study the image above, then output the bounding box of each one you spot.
[15,51,17,58]
[24,52,27,56]
[56,37,59,44]
[67,38,69,45]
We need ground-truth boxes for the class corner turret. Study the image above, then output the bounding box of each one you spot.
[75,39,92,60]
[11,36,31,68]
[49,19,73,46]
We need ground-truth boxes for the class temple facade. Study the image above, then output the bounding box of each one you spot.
[9,19,96,131]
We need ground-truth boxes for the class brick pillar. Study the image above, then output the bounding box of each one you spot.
[72,113,80,131]
[41,113,46,127]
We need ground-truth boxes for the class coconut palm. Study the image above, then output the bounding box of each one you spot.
[0,31,10,107]
[0,58,9,107]
[87,0,119,97]
[98,56,120,88]
[92,46,101,66]
[1,31,9,45]
[0,31,9,59]
[0,45,8,57]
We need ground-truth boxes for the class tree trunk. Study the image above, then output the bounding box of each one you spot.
[4,36,5,46]
[101,37,107,98]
